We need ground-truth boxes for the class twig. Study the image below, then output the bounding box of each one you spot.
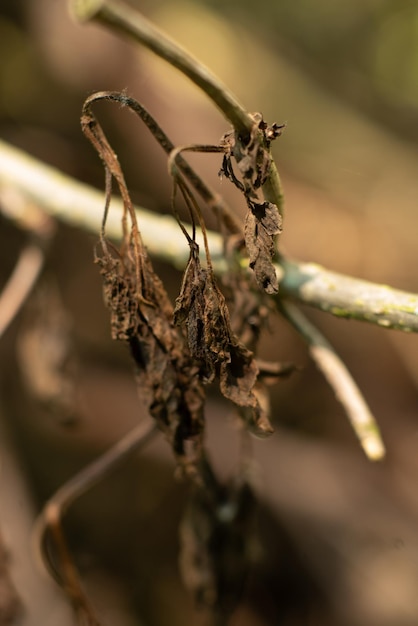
[1,139,418,333]
[0,244,45,339]
[34,419,158,622]
[279,300,385,461]
[81,91,242,234]
[0,185,55,339]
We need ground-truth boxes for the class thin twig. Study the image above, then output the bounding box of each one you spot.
[279,300,385,461]
[0,244,45,339]
[34,419,158,621]
[0,187,55,338]
[82,91,242,234]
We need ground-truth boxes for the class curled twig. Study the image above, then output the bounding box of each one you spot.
[83,91,242,235]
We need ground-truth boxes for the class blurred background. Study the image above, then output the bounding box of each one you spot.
[1,1,418,624]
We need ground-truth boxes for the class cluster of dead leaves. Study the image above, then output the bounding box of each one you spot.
[76,91,296,622]
[81,92,287,476]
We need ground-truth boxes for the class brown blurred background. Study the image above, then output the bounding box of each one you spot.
[1,1,418,625]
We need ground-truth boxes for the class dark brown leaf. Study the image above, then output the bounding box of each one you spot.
[220,115,283,293]
[82,93,206,475]
[244,206,281,294]
[237,381,274,437]
[174,241,264,426]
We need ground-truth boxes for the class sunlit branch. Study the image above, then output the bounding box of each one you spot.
[279,300,385,461]
[1,138,418,333]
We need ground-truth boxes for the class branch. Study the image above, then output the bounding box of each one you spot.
[0,244,45,339]
[279,301,385,461]
[0,181,55,338]
[279,258,418,332]
[1,138,418,333]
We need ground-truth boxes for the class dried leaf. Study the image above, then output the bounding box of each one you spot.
[237,381,274,438]
[174,242,262,419]
[95,236,206,474]
[244,203,282,294]
[82,94,206,474]
[174,242,215,382]
[220,115,283,293]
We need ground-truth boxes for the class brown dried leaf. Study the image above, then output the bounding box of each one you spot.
[82,93,206,474]
[174,243,263,422]
[174,242,215,382]
[237,381,274,438]
[220,115,283,293]
[96,237,206,474]
[244,204,282,294]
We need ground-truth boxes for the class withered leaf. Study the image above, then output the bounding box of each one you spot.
[244,203,282,294]
[220,115,283,293]
[96,237,206,475]
[220,253,272,350]
[237,381,274,438]
[174,242,215,382]
[82,91,207,475]
[174,242,262,421]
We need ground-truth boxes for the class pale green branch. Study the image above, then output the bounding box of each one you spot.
[279,301,385,461]
[280,259,418,332]
[1,139,418,333]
